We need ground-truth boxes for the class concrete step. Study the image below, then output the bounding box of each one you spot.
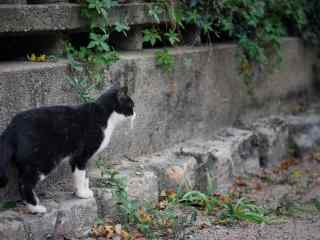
[0,192,97,240]
[90,110,320,217]
[0,2,168,35]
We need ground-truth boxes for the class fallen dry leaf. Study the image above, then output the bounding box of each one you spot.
[199,223,210,230]
[158,200,168,210]
[235,176,248,187]
[166,190,177,199]
[91,224,115,238]
[27,53,48,62]
[279,159,297,171]
[138,208,152,224]
[121,230,130,240]
[219,195,232,204]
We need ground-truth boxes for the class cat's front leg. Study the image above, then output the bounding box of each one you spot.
[73,167,94,199]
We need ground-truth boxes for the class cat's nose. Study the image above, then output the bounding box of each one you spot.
[130,112,136,129]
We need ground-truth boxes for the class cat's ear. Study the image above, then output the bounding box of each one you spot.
[117,86,128,99]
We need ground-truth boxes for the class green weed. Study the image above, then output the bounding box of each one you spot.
[155,49,174,72]
[95,159,193,240]
[0,201,16,211]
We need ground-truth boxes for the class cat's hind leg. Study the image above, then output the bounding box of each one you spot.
[19,173,47,213]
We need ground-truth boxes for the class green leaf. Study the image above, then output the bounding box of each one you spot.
[0,201,17,210]
[164,29,180,46]
[143,28,162,46]
[114,21,130,36]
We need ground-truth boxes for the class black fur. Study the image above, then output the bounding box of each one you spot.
[0,86,134,207]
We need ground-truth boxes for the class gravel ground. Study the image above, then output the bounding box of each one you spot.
[185,216,320,240]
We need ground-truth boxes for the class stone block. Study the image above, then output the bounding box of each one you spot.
[93,188,115,218]
[0,211,26,240]
[177,129,261,193]
[0,192,97,240]
[0,3,169,34]
[287,114,320,154]
[28,0,68,3]
[125,170,159,202]
[140,152,198,192]
[248,116,289,167]
[175,140,217,193]
[53,193,97,239]
[92,168,158,218]
[0,0,26,3]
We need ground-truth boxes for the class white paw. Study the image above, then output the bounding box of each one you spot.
[75,188,94,199]
[27,204,47,213]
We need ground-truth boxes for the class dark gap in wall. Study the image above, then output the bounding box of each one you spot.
[0,33,65,61]
[27,0,69,3]
[68,32,90,50]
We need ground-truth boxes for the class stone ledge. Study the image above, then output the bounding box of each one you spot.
[0,3,168,34]
[0,192,97,240]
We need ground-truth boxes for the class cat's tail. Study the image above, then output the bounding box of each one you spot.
[0,130,14,188]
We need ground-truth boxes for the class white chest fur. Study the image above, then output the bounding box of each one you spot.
[96,112,126,154]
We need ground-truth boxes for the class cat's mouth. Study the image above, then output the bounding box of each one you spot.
[130,112,136,129]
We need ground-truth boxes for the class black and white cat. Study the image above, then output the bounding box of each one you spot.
[0,86,135,213]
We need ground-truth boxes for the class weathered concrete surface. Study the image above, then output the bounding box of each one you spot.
[0,2,168,34]
[287,114,320,154]
[0,0,26,3]
[174,128,262,193]
[138,151,198,192]
[243,116,289,167]
[91,167,159,217]
[0,38,316,200]
[0,211,26,240]
[0,193,97,240]
[107,38,315,164]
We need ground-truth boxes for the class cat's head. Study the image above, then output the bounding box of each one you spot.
[114,86,135,117]
[96,86,136,126]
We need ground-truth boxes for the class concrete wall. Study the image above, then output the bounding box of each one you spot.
[107,38,315,161]
[0,38,316,199]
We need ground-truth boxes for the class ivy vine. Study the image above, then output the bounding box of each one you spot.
[65,0,128,103]
[66,0,319,101]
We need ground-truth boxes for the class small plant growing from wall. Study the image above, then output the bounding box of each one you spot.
[155,49,175,72]
[65,0,128,103]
